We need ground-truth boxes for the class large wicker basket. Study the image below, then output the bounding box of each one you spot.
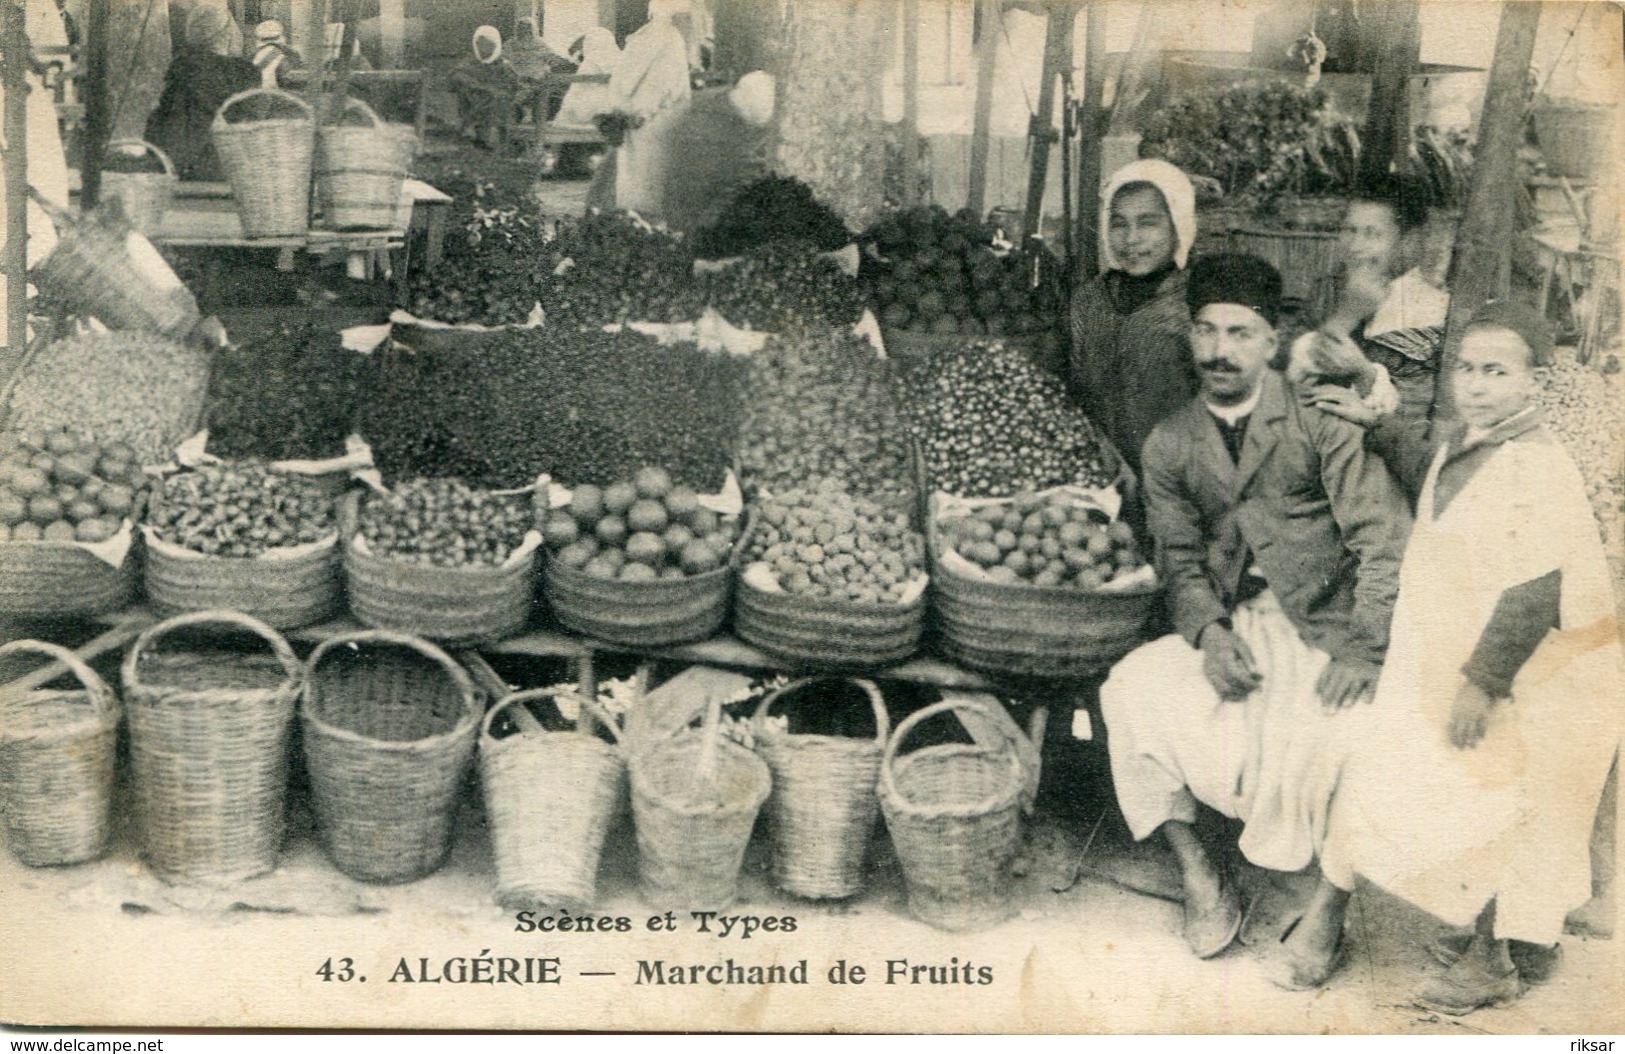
[879,698,1026,932]
[753,677,888,899]
[544,550,735,649]
[0,640,120,868]
[212,88,315,238]
[0,533,139,619]
[142,529,342,630]
[316,97,416,231]
[100,139,177,237]
[300,630,482,884]
[734,576,924,671]
[340,492,537,645]
[122,610,303,885]
[480,687,625,910]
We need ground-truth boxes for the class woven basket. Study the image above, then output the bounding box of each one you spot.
[734,577,923,671]
[122,610,302,885]
[0,641,120,867]
[300,630,482,884]
[630,722,771,911]
[316,98,416,231]
[27,191,201,339]
[1532,102,1614,181]
[143,530,342,630]
[544,551,734,649]
[100,139,177,237]
[212,88,315,238]
[0,536,139,619]
[480,688,625,910]
[340,493,537,645]
[753,677,888,899]
[1203,225,1340,309]
[879,698,1025,931]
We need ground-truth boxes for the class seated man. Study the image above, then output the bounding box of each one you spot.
[1100,253,1411,986]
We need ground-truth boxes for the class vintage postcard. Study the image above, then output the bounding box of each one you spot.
[1,0,1622,1036]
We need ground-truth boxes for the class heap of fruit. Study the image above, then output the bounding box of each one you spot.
[401,200,552,326]
[864,206,1067,344]
[699,241,865,334]
[147,462,334,558]
[544,466,740,582]
[938,493,1146,589]
[902,341,1118,497]
[690,176,852,259]
[206,319,364,462]
[1534,357,1625,548]
[743,481,925,605]
[739,330,911,503]
[0,429,142,544]
[541,211,706,327]
[357,478,536,568]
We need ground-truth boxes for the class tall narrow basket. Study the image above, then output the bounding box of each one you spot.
[100,139,178,236]
[480,688,625,910]
[753,677,888,899]
[0,641,121,867]
[213,88,315,237]
[879,698,1025,931]
[316,97,416,230]
[122,610,303,885]
[300,630,482,884]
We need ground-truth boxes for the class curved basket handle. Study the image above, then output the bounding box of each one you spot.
[106,138,176,178]
[324,95,384,129]
[305,629,481,717]
[879,697,1024,809]
[123,609,302,693]
[482,687,622,748]
[753,677,889,747]
[214,87,314,129]
[0,640,117,716]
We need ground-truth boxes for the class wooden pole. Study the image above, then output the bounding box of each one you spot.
[2,0,29,368]
[966,0,999,221]
[1434,0,1540,424]
[1358,0,1420,183]
[81,0,108,208]
[901,0,920,207]
[1074,0,1107,278]
[1021,0,1075,244]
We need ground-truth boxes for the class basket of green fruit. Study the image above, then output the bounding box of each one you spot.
[734,481,927,671]
[0,428,143,618]
[541,467,742,648]
[341,479,542,645]
[142,461,343,630]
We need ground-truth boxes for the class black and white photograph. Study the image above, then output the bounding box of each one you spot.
[0,0,1620,1036]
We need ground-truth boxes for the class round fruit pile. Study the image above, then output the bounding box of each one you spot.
[903,341,1118,497]
[938,494,1146,589]
[700,241,865,334]
[690,176,852,259]
[1534,357,1625,547]
[206,319,364,462]
[0,429,143,544]
[865,206,1066,341]
[542,211,706,327]
[402,203,551,326]
[739,330,911,503]
[544,467,740,582]
[743,481,925,605]
[358,478,536,568]
[148,462,335,558]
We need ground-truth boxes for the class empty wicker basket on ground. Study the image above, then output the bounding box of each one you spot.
[545,551,735,648]
[752,677,888,899]
[879,698,1026,932]
[316,97,416,230]
[143,531,342,631]
[300,630,482,884]
[100,139,178,237]
[122,610,303,885]
[0,641,120,867]
[340,493,537,645]
[480,687,625,910]
[213,88,315,238]
[630,699,770,911]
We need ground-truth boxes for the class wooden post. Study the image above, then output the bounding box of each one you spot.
[2,0,29,369]
[1074,0,1107,278]
[81,0,108,208]
[901,0,920,207]
[1358,0,1420,183]
[1435,0,1540,424]
[966,0,999,221]
[1021,0,1075,243]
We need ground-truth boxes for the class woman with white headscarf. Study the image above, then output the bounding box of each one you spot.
[450,25,520,150]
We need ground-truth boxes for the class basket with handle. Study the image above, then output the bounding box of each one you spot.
[300,630,482,884]
[0,641,121,867]
[752,677,888,899]
[100,139,178,236]
[878,697,1026,931]
[212,88,315,237]
[122,610,303,885]
[629,692,771,911]
[316,97,417,231]
[480,684,625,910]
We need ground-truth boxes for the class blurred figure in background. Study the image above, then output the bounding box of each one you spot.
[146,3,258,180]
[449,24,519,151]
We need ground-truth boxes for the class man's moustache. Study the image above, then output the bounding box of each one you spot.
[1199,360,1242,374]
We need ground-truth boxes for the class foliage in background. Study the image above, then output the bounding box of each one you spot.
[1407,124,1474,212]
